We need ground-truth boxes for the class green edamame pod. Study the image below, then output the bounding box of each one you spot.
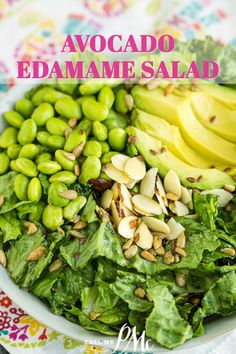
[79,82,103,95]
[47,135,65,149]
[7,144,21,160]
[15,98,34,118]
[101,151,117,164]
[115,88,128,114]
[32,103,54,126]
[55,97,82,120]
[99,141,110,154]
[108,128,127,152]
[92,121,108,141]
[14,174,29,200]
[98,86,115,109]
[64,130,86,152]
[55,150,78,171]
[83,141,102,158]
[82,99,109,121]
[27,177,42,202]
[46,118,69,136]
[18,119,37,145]
[3,111,24,128]
[0,127,18,148]
[42,205,63,230]
[35,152,52,165]
[103,110,128,130]
[38,160,61,175]
[15,158,38,177]
[48,182,69,207]
[36,131,50,146]
[0,153,10,175]
[79,156,101,183]
[19,144,40,160]
[63,196,86,221]
[49,171,77,185]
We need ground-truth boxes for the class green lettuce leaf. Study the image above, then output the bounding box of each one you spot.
[193,193,219,230]
[0,210,21,242]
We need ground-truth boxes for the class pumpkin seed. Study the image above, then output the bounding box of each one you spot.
[103,163,131,184]
[132,194,162,216]
[134,222,153,250]
[140,167,158,198]
[140,250,157,262]
[124,244,138,259]
[111,154,130,171]
[118,216,140,239]
[142,216,170,234]
[27,246,47,261]
[101,189,114,210]
[124,156,146,180]
[166,217,185,240]
[164,170,181,198]
[0,250,7,268]
[201,189,233,208]
[163,250,175,264]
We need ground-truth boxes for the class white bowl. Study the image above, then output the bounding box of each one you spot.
[0,84,236,352]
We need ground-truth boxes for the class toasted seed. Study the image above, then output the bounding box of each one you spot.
[101,189,114,210]
[176,232,186,248]
[72,141,86,158]
[174,254,180,263]
[132,194,162,216]
[118,183,133,210]
[111,200,121,228]
[220,248,236,257]
[201,189,233,208]
[89,312,101,321]
[73,221,87,230]
[124,94,134,111]
[64,127,73,138]
[174,201,189,216]
[191,298,200,305]
[143,217,170,234]
[60,190,78,200]
[187,177,196,183]
[155,246,165,256]
[134,222,153,250]
[197,175,203,182]
[163,251,175,264]
[180,186,192,204]
[73,215,80,223]
[225,204,232,212]
[74,164,80,176]
[224,184,235,192]
[125,156,146,181]
[49,259,62,272]
[118,216,140,239]
[111,154,129,171]
[63,151,76,161]
[27,222,38,235]
[128,135,136,144]
[147,79,160,91]
[124,244,138,259]
[0,250,7,268]
[166,218,185,240]
[56,226,65,236]
[68,118,77,128]
[175,273,186,287]
[27,246,47,261]
[0,195,4,208]
[103,163,131,184]
[134,287,146,298]
[69,230,84,238]
[152,232,167,240]
[164,83,175,96]
[166,192,179,201]
[140,168,158,198]
[149,248,157,256]
[122,238,133,251]
[164,171,181,198]
[209,115,216,123]
[175,247,186,257]
[153,236,162,250]
[140,250,157,262]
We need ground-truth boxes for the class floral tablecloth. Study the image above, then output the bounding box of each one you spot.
[0,1,236,353]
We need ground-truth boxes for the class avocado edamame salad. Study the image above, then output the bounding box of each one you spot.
[0,80,236,349]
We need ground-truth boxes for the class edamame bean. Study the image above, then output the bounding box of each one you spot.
[76,119,92,135]
[42,205,63,230]
[55,97,81,119]
[7,144,21,160]
[100,141,110,154]
[82,99,108,121]
[15,158,38,177]
[27,177,42,202]
[63,196,86,221]
[3,111,24,128]
[19,144,40,160]
[47,135,65,149]
[98,86,115,108]
[0,153,10,175]
[49,171,77,185]
[38,160,61,175]
[35,152,52,165]
[115,89,128,114]
[14,174,29,200]
[18,119,37,145]
[46,118,69,136]
[36,131,50,146]
[43,89,69,104]
[48,182,69,207]
[103,110,128,130]
[108,128,127,151]
[83,141,102,158]
[57,81,78,95]
[64,130,86,152]
[101,151,117,164]
[0,127,18,148]
[32,87,54,105]
[92,121,108,141]
[10,160,20,172]
[55,150,78,171]
[29,201,45,222]
[79,156,101,183]
[32,103,54,126]
[79,81,103,95]
[76,95,96,105]
[15,98,34,118]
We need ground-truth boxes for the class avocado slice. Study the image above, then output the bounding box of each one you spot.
[191,94,236,143]
[196,83,236,110]
[126,126,235,190]
[131,86,236,166]
[131,109,227,170]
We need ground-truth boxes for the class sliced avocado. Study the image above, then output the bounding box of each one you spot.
[196,83,236,110]
[131,86,236,166]
[191,94,236,143]
[131,109,227,170]
[126,126,235,190]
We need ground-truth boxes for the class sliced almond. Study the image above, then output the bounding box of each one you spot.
[119,202,134,217]
[164,170,181,199]
[101,189,114,210]
[174,201,189,216]
[124,244,138,259]
[118,183,133,211]
[72,141,86,158]
[111,182,119,200]
[155,175,168,215]
[166,218,185,240]
[142,216,170,234]
[110,200,121,228]
[125,179,137,189]
[63,151,76,161]
[111,154,130,171]
[103,163,131,184]
[133,207,153,217]
[180,186,192,204]
[0,250,7,268]
[124,156,146,180]
[134,222,153,250]
[201,189,233,208]
[140,168,158,198]
[132,194,162,216]
[27,246,47,261]
[118,216,140,239]
[166,192,179,201]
